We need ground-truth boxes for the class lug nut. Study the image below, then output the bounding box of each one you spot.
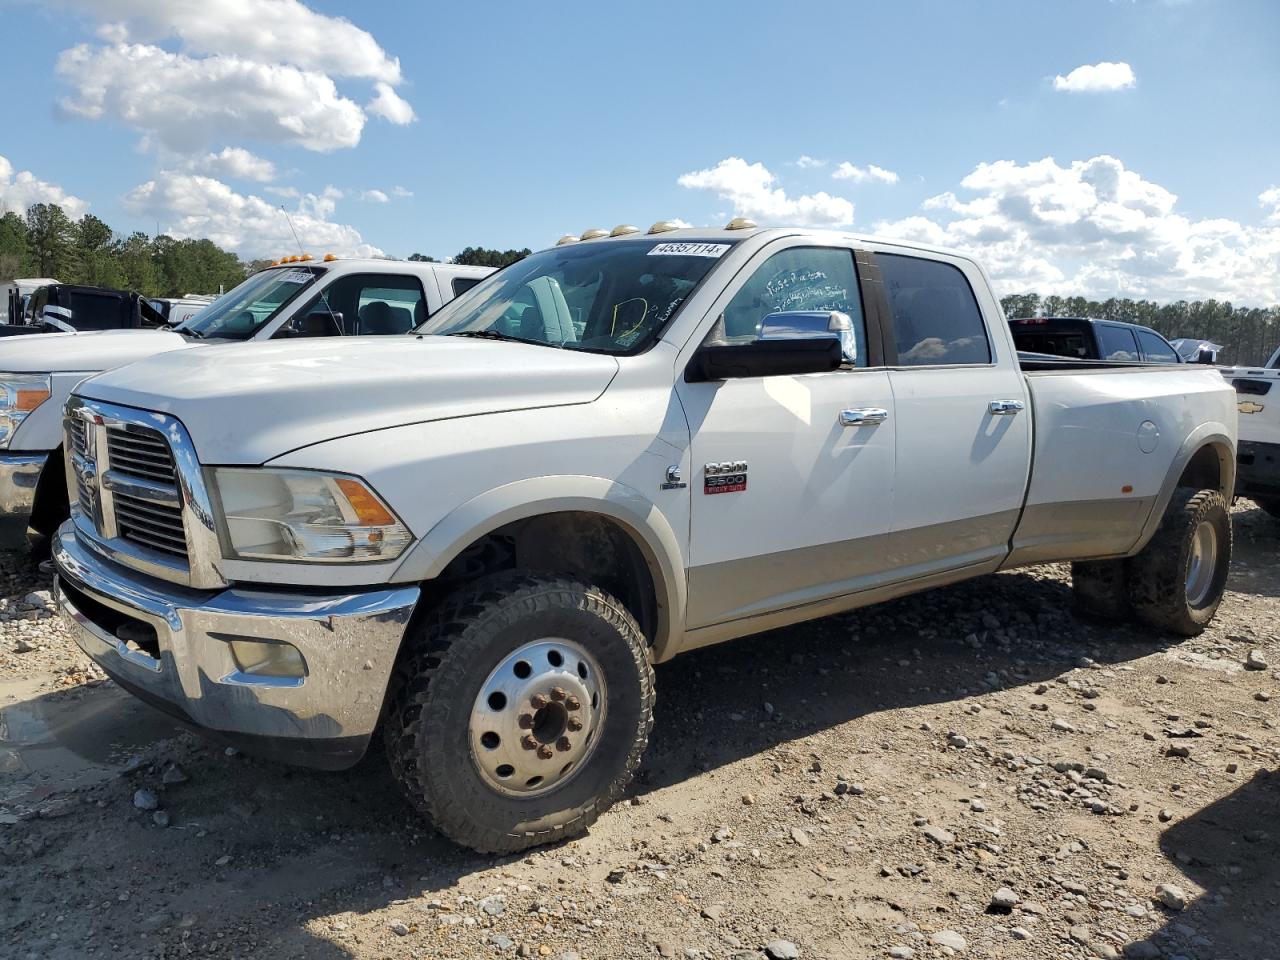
[565,695,582,711]
[556,737,572,753]
[530,692,550,709]
[567,716,584,732]
[536,744,554,760]
[550,686,567,701]
[517,713,534,729]
[520,734,538,751]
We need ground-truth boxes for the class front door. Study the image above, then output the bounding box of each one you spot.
[676,242,896,629]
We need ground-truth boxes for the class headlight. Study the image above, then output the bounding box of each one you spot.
[210,468,412,562]
[0,374,52,449]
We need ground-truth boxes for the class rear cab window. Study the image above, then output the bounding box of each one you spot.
[878,254,991,365]
[452,276,483,297]
[1096,324,1140,361]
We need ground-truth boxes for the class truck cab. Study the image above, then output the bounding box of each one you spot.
[0,257,493,547]
[1,283,169,337]
[1008,316,1182,364]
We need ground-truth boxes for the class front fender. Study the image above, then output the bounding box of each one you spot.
[390,475,689,661]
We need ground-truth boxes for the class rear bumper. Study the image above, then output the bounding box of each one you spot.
[1236,440,1280,500]
[53,522,419,769]
[0,451,47,546]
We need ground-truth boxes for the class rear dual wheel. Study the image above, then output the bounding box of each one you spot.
[1072,487,1231,637]
[383,573,654,853]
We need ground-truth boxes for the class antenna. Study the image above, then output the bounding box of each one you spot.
[280,205,304,257]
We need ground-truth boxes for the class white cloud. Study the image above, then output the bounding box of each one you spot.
[0,154,89,218]
[366,82,416,125]
[360,189,389,203]
[391,185,413,198]
[66,0,402,83]
[873,154,1280,305]
[794,155,825,169]
[123,173,381,258]
[1052,61,1136,93]
[677,157,854,227]
[1261,186,1280,224]
[193,146,276,182]
[832,162,899,185]
[58,43,367,153]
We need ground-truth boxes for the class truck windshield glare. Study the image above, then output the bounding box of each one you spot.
[418,240,737,354]
[179,266,324,340]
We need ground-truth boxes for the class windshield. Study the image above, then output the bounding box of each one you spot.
[418,239,736,354]
[179,266,323,340]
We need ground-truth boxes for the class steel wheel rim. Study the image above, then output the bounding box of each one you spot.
[1185,520,1218,607]
[469,638,606,798]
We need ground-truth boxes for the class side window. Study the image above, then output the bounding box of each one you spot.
[878,254,991,366]
[452,276,482,297]
[716,247,867,366]
[1137,330,1179,363]
[1096,325,1139,361]
[303,274,428,336]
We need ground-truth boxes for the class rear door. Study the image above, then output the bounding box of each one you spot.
[875,251,1032,575]
[1095,323,1141,361]
[1135,329,1180,364]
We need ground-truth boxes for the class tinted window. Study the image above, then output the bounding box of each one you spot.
[1011,331,1089,358]
[879,255,990,366]
[715,247,866,365]
[303,274,428,335]
[452,276,482,297]
[1137,330,1179,363]
[1096,325,1139,361]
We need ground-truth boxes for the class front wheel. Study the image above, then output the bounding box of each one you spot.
[1128,487,1231,636]
[383,573,654,853]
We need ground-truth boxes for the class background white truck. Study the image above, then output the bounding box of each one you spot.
[0,257,492,546]
[1220,349,1280,516]
[52,223,1236,853]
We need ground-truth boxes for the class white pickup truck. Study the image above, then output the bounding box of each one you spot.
[1219,350,1280,517]
[0,257,491,547]
[51,223,1236,853]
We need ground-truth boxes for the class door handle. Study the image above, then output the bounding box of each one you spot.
[988,399,1026,416]
[839,407,889,427]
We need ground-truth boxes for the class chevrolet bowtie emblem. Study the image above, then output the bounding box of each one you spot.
[1238,400,1265,415]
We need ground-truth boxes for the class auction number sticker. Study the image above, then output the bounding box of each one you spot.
[279,269,316,284]
[647,242,731,259]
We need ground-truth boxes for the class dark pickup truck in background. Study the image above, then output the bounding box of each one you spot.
[0,283,167,336]
[1008,316,1185,364]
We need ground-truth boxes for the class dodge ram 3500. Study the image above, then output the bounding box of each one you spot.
[0,257,491,548]
[51,222,1236,853]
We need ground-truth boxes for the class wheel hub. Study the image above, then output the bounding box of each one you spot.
[1185,519,1218,608]
[469,638,605,797]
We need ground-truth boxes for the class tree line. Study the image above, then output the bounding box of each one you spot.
[1001,293,1280,366]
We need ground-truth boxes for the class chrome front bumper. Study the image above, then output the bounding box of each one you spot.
[53,522,420,769]
[0,451,47,544]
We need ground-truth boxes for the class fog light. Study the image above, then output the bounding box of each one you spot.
[227,639,307,680]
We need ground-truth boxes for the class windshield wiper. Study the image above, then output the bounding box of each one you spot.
[181,327,206,339]
[443,329,555,347]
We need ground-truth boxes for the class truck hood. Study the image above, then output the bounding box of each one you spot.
[0,328,191,373]
[77,336,621,463]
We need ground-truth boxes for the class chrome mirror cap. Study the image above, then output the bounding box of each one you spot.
[758,310,857,366]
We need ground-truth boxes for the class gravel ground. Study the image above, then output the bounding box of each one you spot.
[2,503,1278,960]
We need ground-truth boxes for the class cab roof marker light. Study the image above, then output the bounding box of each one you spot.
[610,224,640,237]
[725,217,758,230]
[299,253,313,261]
[555,235,580,246]
[647,220,680,234]
[579,228,609,240]
[323,253,338,261]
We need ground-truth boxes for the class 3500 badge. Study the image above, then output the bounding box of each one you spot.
[704,460,748,495]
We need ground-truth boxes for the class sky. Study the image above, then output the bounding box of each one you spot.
[0,0,1277,304]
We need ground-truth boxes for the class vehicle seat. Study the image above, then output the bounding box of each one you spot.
[359,301,413,335]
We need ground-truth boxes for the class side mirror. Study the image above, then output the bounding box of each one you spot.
[759,310,857,365]
[288,309,343,338]
[687,338,842,382]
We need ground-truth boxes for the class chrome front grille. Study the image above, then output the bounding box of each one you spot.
[63,396,224,588]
